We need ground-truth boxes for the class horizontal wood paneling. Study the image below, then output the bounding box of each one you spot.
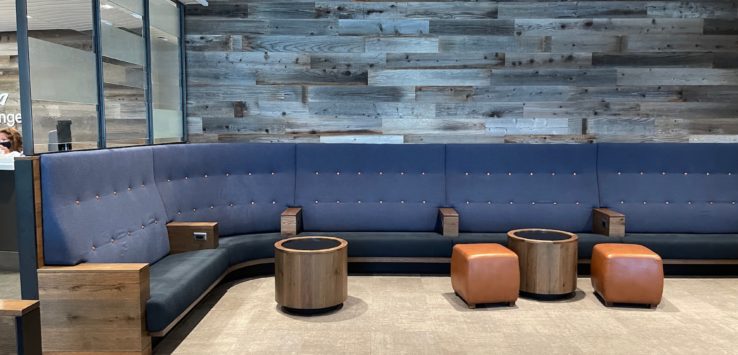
[186,1,738,143]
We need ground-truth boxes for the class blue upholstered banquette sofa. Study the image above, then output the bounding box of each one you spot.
[30,143,738,353]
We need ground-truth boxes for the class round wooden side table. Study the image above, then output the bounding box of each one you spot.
[274,236,348,314]
[507,229,578,299]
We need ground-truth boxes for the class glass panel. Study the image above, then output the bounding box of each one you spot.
[0,0,22,134]
[150,0,183,143]
[27,0,98,152]
[101,0,147,147]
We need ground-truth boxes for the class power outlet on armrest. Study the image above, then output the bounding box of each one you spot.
[167,222,219,254]
[593,208,625,238]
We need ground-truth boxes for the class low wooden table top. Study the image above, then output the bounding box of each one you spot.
[275,236,347,254]
[507,228,578,244]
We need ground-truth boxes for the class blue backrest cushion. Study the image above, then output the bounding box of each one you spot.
[447,144,599,233]
[153,144,295,236]
[598,143,738,233]
[296,144,445,231]
[41,147,170,265]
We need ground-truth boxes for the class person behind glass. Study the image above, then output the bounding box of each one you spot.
[0,127,23,158]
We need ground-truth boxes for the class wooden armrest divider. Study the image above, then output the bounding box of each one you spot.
[166,221,219,254]
[281,207,303,236]
[37,263,151,354]
[593,208,626,237]
[439,208,459,237]
[0,300,41,355]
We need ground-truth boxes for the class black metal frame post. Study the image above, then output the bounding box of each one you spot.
[15,0,33,156]
[179,1,187,142]
[143,0,154,145]
[92,0,107,149]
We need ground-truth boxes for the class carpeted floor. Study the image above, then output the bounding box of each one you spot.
[154,275,738,354]
[0,271,21,300]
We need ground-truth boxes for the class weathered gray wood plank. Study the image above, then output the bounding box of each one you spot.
[429,20,514,35]
[243,35,364,53]
[268,20,339,36]
[309,102,435,119]
[308,86,416,102]
[505,53,592,68]
[515,18,703,35]
[625,35,738,52]
[491,69,618,86]
[369,69,492,86]
[386,52,504,69]
[438,36,549,53]
[338,19,429,36]
[499,2,647,19]
[365,37,439,53]
[682,86,738,102]
[617,68,738,85]
[704,19,738,35]
[592,52,714,67]
[647,2,738,19]
[309,53,386,70]
[436,103,524,119]
[416,86,573,103]
[256,69,368,85]
[248,2,316,19]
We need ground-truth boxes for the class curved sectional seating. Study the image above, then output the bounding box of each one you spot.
[35,143,738,349]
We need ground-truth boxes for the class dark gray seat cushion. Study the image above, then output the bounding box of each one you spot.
[300,232,453,258]
[455,233,617,260]
[147,248,229,333]
[218,233,284,265]
[623,234,738,259]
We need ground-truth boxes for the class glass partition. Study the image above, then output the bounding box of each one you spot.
[28,0,98,152]
[14,0,185,154]
[101,0,148,147]
[0,0,20,132]
[150,0,183,143]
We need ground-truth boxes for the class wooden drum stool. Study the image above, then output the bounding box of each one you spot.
[591,243,664,308]
[275,236,348,314]
[451,243,520,308]
[507,229,578,299]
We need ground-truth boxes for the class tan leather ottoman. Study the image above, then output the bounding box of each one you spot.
[591,243,664,308]
[451,243,519,308]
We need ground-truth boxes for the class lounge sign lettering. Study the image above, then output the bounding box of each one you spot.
[0,92,22,127]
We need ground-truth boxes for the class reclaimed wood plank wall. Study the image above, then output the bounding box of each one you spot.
[185,1,738,144]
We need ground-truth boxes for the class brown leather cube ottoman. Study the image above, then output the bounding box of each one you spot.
[591,243,664,308]
[451,243,519,308]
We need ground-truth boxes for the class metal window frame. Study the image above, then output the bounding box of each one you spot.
[15,0,33,156]
[143,0,154,145]
[92,0,106,148]
[14,0,188,155]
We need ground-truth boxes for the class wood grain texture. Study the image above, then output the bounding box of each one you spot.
[274,237,348,310]
[167,222,219,254]
[37,264,150,354]
[0,300,39,317]
[281,207,303,236]
[185,1,738,143]
[507,229,578,296]
[593,208,626,237]
[439,208,459,237]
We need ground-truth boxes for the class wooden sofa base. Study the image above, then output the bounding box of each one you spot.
[38,264,151,355]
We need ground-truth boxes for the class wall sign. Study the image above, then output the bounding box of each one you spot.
[0,93,22,127]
